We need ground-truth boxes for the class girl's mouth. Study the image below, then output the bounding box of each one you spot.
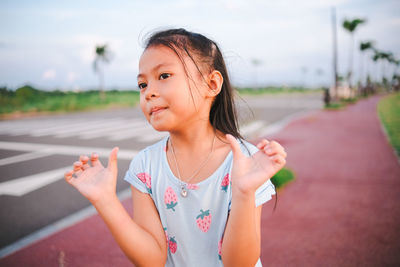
[150,107,166,116]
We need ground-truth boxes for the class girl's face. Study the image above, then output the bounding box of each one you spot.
[138,45,211,132]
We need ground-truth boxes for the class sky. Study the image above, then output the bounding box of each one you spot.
[0,0,399,90]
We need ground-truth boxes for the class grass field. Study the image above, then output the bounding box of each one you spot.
[377,92,400,158]
[0,85,140,116]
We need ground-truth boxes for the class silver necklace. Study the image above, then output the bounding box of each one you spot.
[169,134,216,197]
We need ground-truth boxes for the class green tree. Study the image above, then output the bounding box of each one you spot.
[374,50,394,86]
[93,44,113,100]
[343,18,366,89]
[372,49,382,83]
[359,41,374,87]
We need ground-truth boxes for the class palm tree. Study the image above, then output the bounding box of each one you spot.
[391,59,400,91]
[372,49,382,83]
[392,58,400,82]
[375,50,393,86]
[381,52,393,86]
[343,18,366,90]
[359,41,374,87]
[388,56,400,91]
[93,44,113,100]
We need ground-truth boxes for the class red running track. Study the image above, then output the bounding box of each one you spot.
[259,93,400,267]
[1,93,399,266]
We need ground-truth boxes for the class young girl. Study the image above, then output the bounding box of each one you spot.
[64,28,287,267]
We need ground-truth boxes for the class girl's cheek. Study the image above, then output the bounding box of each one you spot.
[139,96,147,115]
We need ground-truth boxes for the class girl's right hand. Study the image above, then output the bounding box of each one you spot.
[64,147,119,205]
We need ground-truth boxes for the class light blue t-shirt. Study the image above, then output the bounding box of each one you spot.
[124,136,276,267]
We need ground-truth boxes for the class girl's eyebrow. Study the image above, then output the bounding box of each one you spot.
[137,63,174,79]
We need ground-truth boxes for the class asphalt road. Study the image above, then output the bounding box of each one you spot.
[0,92,323,252]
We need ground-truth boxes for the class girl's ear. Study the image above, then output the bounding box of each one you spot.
[207,70,223,98]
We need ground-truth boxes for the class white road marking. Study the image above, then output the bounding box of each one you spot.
[0,117,160,142]
[0,166,71,196]
[4,121,62,135]
[54,119,126,138]
[0,142,138,197]
[0,141,138,160]
[0,150,53,166]
[79,119,145,139]
[30,120,101,137]
[109,125,156,141]
[0,122,40,133]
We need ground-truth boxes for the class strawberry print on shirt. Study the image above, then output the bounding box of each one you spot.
[196,209,212,232]
[137,172,152,194]
[169,237,178,254]
[164,187,178,212]
[221,174,229,192]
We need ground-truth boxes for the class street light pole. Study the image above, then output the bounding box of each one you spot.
[331,6,339,102]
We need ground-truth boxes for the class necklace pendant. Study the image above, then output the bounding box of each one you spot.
[181,185,188,198]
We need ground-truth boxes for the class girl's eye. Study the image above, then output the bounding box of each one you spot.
[138,83,147,90]
[159,73,171,80]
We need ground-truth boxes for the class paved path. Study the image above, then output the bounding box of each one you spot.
[1,93,399,266]
[259,93,400,266]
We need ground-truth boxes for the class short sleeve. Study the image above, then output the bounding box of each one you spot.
[255,179,276,207]
[124,151,151,195]
[239,139,277,207]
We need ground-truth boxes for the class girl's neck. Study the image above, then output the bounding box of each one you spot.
[168,122,217,153]
[166,120,232,184]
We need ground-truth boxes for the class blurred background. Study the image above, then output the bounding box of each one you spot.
[0,0,399,266]
[1,0,399,92]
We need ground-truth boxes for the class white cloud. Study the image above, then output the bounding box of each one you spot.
[42,69,56,80]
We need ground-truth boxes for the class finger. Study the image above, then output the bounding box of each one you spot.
[107,147,119,172]
[270,154,286,165]
[80,155,90,170]
[264,140,286,154]
[256,139,270,150]
[64,170,77,187]
[268,141,285,151]
[79,155,89,164]
[226,134,245,161]
[73,161,83,176]
[90,153,102,167]
[264,146,287,157]
[81,162,90,170]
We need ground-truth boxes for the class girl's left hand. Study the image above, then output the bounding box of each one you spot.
[226,134,287,195]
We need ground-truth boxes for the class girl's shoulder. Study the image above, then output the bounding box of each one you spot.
[238,138,258,156]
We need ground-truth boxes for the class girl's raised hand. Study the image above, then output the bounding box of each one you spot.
[226,134,287,195]
[64,147,119,205]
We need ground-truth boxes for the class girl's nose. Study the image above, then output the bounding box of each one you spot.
[145,83,159,99]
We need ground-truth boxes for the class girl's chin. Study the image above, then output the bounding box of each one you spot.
[149,121,171,132]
